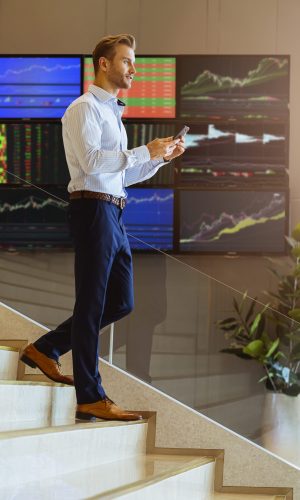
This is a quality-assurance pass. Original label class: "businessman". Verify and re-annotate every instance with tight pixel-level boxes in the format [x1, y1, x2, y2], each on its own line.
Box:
[21, 34, 185, 421]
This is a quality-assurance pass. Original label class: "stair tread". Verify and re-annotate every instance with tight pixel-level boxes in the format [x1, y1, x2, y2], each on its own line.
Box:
[0, 453, 214, 499]
[0, 419, 147, 439]
[213, 494, 285, 499]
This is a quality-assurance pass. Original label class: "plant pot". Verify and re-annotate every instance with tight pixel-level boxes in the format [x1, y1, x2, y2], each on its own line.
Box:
[261, 392, 300, 467]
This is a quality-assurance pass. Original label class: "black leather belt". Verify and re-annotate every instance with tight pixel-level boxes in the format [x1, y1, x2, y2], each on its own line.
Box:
[69, 191, 126, 209]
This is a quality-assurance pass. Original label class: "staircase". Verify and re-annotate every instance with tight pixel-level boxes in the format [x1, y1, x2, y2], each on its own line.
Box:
[0, 339, 293, 498]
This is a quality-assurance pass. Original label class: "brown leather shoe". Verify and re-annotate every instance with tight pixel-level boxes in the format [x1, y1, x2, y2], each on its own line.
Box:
[20, 343, 74, 386]
[76, 397, 143, 421]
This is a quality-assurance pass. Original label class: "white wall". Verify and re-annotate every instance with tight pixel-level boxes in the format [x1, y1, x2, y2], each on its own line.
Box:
[0, 0, 298, 285]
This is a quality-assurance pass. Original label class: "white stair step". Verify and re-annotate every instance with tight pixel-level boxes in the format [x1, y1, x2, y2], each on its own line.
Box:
[0, 346, 19, 380]
[0, 420, 147, 487]
[118, 457, 215, 499]
[0, 453, 214, 500]
[0, 381, 76, 431]
[213, 494, 286, 500]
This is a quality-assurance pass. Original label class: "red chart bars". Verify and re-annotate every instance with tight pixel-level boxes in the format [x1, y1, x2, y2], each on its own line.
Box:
[83, 57, 176, 118]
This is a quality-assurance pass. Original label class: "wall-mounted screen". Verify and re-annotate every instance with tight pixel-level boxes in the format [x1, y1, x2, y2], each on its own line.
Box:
[0, 123, 69, 184]
[179, 55, 290, 120]
[0, 186, 71, 247]
[123, 188, 174, 250]
[84, 56, 176, 118]
[183, 123, 287, 161]
[0, 56, 81, 119]
[179, 190, 287, 253]
[124, 122, 176, 185]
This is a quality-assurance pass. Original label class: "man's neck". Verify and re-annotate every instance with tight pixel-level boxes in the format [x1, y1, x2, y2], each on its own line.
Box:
[93, 78, 118, 97]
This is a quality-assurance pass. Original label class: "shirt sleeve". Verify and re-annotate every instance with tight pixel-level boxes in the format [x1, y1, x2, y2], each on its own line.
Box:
[63, 102, 151, 175]
[124, 158, 170, 187]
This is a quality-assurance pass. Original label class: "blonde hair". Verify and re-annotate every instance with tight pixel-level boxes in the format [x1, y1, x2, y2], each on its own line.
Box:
[92, 34, 136, 75]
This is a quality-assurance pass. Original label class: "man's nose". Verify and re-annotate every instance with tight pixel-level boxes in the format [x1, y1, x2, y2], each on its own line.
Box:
[130, 64, 136, 75]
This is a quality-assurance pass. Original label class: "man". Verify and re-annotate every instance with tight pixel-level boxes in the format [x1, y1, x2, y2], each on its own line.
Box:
[20, 34, 185, 421]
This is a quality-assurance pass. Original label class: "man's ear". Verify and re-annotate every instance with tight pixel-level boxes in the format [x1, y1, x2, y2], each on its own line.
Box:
[98, 56, 108, 72]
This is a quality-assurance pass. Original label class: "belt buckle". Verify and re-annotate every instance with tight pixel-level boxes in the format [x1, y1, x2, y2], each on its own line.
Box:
[120, 198, 126, 209]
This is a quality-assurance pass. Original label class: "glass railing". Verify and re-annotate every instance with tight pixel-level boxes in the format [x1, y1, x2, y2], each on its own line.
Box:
[0, 184, 299, 470]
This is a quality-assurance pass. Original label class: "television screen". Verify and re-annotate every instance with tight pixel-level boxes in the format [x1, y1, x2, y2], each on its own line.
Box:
[84, 56, 176, 118]
[0, 186, 71, 247]
[179, 190, 287, 253]
[0, 123, 69, 184]
[0, 56, 81, 119]
[178, 55, 290, 120]
[124, 122, 176, 185]
[183, 123, 287, 161]
[123, 188, 174, 250]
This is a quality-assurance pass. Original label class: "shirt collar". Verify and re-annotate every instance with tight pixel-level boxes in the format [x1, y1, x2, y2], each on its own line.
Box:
[88, 84, 126, 107]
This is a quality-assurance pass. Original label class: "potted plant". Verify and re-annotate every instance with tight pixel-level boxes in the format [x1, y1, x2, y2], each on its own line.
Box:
[217, 224, 300, 461]
[217, 224, 300, 396]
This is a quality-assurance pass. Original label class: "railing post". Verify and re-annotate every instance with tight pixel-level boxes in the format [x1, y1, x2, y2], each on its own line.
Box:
[108, 322, 114, 365]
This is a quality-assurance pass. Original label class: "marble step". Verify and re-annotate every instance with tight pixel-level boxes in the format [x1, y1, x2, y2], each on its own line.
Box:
[0, 420, 148, 488]
[0, 453, 215, 500]
[0, 345, 19, 380]
[152, 372, 256, 408]
[213, 494, 286, 500]
[0, 381, 76, 431]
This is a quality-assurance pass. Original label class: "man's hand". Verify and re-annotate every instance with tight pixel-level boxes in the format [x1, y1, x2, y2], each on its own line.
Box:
[146, 136, 180, 160]
[163, 135, 186, 162]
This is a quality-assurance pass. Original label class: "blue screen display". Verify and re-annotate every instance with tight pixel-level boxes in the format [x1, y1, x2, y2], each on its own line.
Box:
[123, 188, 174, 251]
[0, 57, 81, 118]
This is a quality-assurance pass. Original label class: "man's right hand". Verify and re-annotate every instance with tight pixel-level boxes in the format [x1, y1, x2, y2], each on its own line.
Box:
[146, 136, 179, 160]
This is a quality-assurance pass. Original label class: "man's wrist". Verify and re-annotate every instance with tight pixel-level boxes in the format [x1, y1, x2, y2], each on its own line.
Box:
[163, 156, 171, 162]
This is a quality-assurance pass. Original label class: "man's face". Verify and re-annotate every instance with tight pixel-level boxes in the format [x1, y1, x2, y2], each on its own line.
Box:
[105, 44, 136, 90]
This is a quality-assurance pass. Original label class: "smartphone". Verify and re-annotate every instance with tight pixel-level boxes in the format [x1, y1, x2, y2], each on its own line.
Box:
[174, 125, 190, 140]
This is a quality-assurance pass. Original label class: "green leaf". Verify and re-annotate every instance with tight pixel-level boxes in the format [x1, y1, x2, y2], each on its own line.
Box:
[292, 224, 300, 242]
[292, 247, 300, 258]
[265, 338, 280, 358]
[288, 308, 300, 322]
[245, 298, 256, 323]
[217, 317, 238, 327]
[243, 340, 265, 358]
[233, 297, 240, 314]
[250, 313, 261, 336]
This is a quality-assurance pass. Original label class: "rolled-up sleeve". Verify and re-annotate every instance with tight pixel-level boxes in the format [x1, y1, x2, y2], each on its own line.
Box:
[64, 102, 151, 175]
[124, 159, 169, 187]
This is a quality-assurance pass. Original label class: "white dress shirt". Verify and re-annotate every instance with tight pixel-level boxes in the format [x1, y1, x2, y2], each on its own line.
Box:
[62, 84, 167, 197]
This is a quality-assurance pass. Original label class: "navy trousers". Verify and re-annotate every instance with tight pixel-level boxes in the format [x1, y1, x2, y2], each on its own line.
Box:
[34, 198, 134, 404]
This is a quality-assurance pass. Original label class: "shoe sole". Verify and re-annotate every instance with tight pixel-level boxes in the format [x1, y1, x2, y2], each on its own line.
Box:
[20, 354, 74, 386]
[75, 411, 143, 422]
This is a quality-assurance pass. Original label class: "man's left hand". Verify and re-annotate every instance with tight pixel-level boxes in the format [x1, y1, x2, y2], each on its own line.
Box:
[163, 136, 186, 162]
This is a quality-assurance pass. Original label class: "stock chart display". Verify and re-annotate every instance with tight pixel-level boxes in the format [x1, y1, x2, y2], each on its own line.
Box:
[0, 123, 69, 184]
[179, 190, 286, 253]
[124, 122, 176, 185]
[179, 56, 290, 120]
[84, 56, 176, 118]
[183, 122, 287, 160]
[0, 57, 81, 119]
[123, 188, 174, 250]
[0, 186, 71, 247]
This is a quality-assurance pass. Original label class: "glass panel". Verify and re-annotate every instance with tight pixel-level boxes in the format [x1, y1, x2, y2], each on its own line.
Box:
[114, 233, 300, 468]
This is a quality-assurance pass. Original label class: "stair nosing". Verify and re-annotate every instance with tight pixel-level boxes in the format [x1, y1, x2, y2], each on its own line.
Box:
[0, 419, 147, 441]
